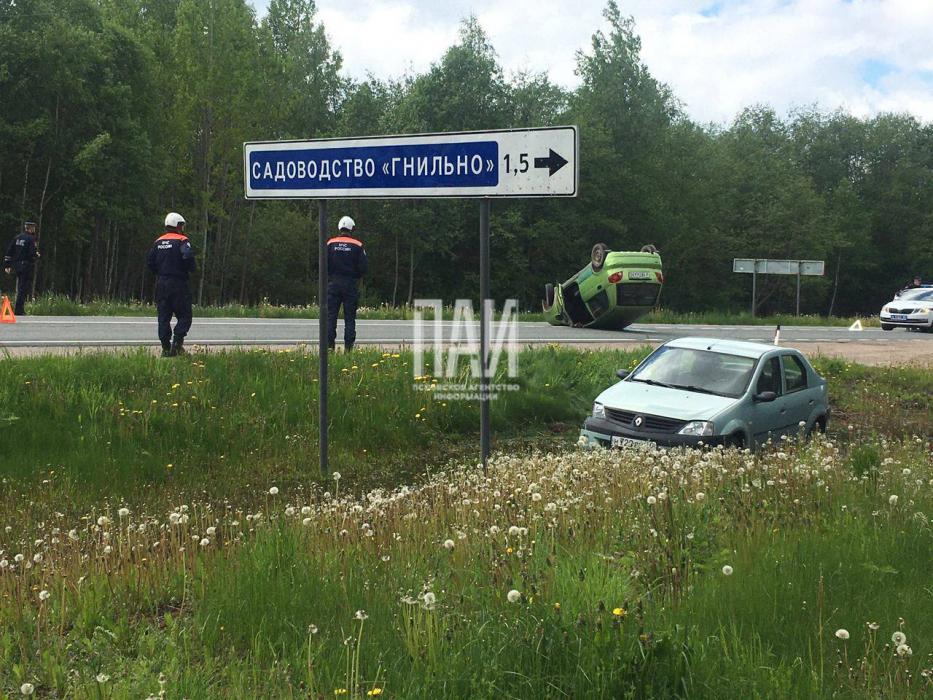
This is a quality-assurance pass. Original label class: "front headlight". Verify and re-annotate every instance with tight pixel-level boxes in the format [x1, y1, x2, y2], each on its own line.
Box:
[881, 306, 890, 314]
[678, 421, 714, 436]
[592, 402, 605, 418]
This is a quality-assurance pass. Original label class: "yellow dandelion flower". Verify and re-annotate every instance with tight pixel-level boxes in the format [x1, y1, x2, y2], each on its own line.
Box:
[612, 607, 626, 618]
[506, 547, 513, 554]
[334, 690, 348, 696]
[554, 602, 561, 610]
[367, 689, 383, 697]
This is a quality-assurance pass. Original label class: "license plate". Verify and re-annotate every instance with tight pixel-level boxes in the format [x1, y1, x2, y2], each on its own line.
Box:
[611, 436, 655, 450]
[891, 314, 908, 320]
[628, 271, 651, 280]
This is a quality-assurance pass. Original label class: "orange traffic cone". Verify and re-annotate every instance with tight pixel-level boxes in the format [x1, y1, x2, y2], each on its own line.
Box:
[0, 295, 16, 323]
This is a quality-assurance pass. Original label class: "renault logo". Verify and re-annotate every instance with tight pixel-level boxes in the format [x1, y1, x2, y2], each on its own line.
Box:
[633, 416, 644, 428]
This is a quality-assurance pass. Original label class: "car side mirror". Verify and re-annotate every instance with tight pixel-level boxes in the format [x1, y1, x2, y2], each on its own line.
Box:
[616, 369, 630, 379]
[753, 391, 777, 403]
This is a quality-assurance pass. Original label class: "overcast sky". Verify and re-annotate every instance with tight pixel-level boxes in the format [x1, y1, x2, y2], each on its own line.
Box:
[252, 0, 933, 125]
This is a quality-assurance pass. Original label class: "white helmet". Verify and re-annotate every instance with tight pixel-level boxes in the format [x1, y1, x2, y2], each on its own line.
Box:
[338, 215, 355, 232]
[165, 212, 186, 228]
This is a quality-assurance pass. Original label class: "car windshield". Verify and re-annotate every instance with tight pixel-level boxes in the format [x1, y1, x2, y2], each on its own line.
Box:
[629, 346, 757, 398]
[896, 289, 933, 302]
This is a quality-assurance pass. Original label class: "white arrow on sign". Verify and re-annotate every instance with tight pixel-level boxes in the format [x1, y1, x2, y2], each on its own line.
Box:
[243, 126, 579, 200]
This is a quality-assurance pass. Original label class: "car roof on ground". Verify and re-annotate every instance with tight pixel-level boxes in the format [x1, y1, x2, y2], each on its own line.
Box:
[664, 336, 785, 359]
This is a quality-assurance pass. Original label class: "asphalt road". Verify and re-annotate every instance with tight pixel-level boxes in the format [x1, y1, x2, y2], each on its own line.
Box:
[1, 316, 928, 348]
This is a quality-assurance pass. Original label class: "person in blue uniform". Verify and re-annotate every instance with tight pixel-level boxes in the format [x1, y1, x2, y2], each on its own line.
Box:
[327, 216, 368, 351]
[147, 212, 196, 356]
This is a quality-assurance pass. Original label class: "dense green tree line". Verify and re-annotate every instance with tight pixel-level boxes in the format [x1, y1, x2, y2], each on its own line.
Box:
[2, 0, 931, 314]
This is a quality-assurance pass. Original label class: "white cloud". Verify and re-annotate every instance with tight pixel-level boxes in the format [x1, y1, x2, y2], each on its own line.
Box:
[253, 0, 933, 125]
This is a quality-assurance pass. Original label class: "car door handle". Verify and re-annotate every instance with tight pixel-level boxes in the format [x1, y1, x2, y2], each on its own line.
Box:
[780, 408, 787, 414]
[808, 400, 814, 405]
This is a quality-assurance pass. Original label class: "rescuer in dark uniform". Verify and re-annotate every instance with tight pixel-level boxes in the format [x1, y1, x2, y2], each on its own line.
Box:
[147, 212, 196, 357]
[327, 216, 368, 351]
[4, 221, 40, 315]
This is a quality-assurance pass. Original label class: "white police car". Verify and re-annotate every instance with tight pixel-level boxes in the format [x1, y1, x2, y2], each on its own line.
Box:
[880, 287, 933, 332]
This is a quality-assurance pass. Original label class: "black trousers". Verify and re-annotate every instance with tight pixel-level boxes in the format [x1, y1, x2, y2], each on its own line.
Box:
[155, 277, 192, 347]
[14, 266, 33, 315]
[327, 276, 359, 349]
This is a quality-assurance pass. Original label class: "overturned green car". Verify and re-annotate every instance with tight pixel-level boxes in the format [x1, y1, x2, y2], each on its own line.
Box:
[543, 244, 663, 330]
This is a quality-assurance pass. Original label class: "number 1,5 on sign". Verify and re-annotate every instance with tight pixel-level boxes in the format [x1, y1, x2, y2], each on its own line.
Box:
[503, 153, 529, 175]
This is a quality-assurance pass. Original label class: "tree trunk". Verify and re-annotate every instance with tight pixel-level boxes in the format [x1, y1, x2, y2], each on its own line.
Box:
[20, 144, 33, 223]
[32, 155, 53, 298]
[406, 240, 416, 306]
[239, 202, 256, 304]
[827, 252, 841, 317]
[392, 230, 399, 306]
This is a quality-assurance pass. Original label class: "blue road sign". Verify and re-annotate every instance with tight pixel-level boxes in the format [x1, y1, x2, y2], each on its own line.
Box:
[244, 127, 578, 199]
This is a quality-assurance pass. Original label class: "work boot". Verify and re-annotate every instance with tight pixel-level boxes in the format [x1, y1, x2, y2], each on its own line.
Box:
[161, 343, 174, 358]
[345, 344, 354, 352]
[171, 338, 186, 356]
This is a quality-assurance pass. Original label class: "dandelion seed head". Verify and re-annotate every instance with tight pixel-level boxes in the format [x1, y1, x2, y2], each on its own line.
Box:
[443, 539, 455, 550]
[39, 589, 50, 601]
[835, 628, 849, 640]
[722, 565, 734, 576]
[507, 589, 521, 603]
[268, 486, 279, 496]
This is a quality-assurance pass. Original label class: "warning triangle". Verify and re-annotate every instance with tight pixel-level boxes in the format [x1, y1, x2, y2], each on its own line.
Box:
[0, 296, 15, 323]
[848, 319, 862, 331]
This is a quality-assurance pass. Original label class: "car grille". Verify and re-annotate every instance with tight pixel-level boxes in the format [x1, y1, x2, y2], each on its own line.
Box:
[889, 308, 916, 314]
[604, 407, 687, 433]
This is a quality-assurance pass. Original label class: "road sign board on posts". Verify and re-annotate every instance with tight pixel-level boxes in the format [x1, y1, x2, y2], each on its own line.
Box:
[243, 126, 579, 199]
[733, 259, 825, 276]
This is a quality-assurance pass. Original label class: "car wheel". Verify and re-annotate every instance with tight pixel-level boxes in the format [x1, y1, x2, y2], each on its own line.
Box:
[805, 416, 827, 439]
[591, 243, 610, 272]
[726, 432, 745, 450]
[544, 283, 555, 308]
[881, 323, 894, 331]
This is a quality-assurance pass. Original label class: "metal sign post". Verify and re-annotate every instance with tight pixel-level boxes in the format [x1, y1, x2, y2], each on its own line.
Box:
[479, 199, 491, 471]
[318, 200, 328, 477]
[245, 126, 579, 475]
[733, 259, 825, 318]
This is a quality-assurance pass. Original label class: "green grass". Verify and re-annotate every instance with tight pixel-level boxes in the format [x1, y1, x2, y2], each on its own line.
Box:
[0, 347, 642, 504]
[25, 292, 879, 326]
[0, 349, 930, 698]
